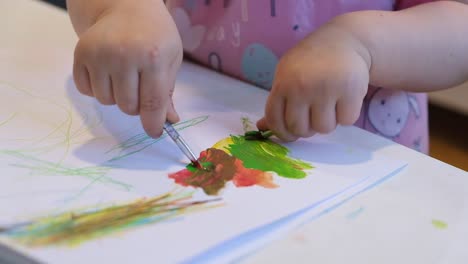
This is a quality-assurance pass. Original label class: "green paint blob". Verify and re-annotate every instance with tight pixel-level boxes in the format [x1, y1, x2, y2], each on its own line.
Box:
[226, 135, 312, 179]
[432, 219, 448, 230]
[186, 161, 213, 173]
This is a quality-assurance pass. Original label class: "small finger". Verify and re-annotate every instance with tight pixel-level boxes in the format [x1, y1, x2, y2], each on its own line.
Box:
[166, 79, 180, 124]
[112, 69, 139, 115]
[73, 63, 93, 97]
[256, 117, 269, 131]
[310, 101, 337, 134]
[139, 70, 170, 138]
[89, 67, 115, 105]
[336, 97, 363, 126]
[166, 98, 180, 124]
[265, 95, 297, 142]
[73, 42, 94, 97]
[285, 100, 310, 138]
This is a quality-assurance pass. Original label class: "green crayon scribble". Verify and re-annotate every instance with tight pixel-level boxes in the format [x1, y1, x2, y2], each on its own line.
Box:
[432, 219, 448, 230]
[241, 116, 255, 132]
[0, 112, 16, 127]
[107, 116, 209, 162]
[0, 150, 129, 190]
[225, 135, 312, 179]
[0, 81, 211, 196]
[0, 82, 97, 160]
[3, 190, 221, 246]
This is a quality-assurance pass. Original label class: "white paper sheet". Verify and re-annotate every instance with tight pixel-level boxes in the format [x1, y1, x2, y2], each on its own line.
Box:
[0, 74, 406, 263]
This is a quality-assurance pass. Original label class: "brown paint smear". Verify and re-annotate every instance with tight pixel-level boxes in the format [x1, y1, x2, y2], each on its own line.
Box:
[169, 148, 277, 195]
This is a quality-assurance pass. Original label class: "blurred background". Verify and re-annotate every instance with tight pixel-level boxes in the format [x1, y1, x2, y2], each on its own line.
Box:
[43, 0, 65, 9]
[41, 0, 467, 170]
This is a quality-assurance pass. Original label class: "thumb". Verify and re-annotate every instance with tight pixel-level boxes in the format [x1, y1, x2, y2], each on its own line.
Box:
[166, 74, 180, 124]
[256, 117, 270, 131]
[166, 97, 180, 124]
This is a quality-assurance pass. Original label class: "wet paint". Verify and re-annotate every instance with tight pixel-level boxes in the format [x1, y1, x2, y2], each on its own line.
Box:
[169, 133, 312, 195]
[169, 148, 277, 195]
[225, 135, 312, 179]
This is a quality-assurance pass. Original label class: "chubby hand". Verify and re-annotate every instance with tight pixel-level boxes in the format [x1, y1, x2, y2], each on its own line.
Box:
[257, 27, 371, 141]
[72, 0, 183, 138]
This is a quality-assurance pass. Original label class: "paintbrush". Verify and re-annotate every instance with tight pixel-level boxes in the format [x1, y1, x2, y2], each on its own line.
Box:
[163, 121, 200, 168]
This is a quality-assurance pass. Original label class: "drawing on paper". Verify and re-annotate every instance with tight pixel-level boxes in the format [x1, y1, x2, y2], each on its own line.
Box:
[169, 148, 278, 195]
[169, 118, 313, 195]
[2, 190, 221, 247]
[0, 82, 125, 191]
[107, 116, 208, 162]
[0, 82, 212, 195]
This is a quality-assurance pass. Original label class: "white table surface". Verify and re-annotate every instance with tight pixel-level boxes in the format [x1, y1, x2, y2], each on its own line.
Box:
[0, 0, 466, 263]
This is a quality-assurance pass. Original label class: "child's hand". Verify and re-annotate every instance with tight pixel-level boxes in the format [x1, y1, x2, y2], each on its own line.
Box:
[257, 26, 371, 141]
[72, 1, 183, 138]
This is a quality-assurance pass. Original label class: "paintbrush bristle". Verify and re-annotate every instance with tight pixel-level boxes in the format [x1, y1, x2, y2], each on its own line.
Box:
[192, 160, 202, 169]
[244, 130, 273, 141]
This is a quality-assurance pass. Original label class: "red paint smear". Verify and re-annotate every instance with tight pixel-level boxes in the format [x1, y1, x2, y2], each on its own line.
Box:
[169, 148, 277, 195]
[168, 169, 192, 187]
[232, 159, 277, 189]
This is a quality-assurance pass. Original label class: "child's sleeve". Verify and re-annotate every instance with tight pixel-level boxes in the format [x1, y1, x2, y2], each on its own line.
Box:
[395, 0, 438, 9]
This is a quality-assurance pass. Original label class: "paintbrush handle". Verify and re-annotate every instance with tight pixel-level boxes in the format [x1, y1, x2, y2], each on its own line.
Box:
[163, 122, 198, 164]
